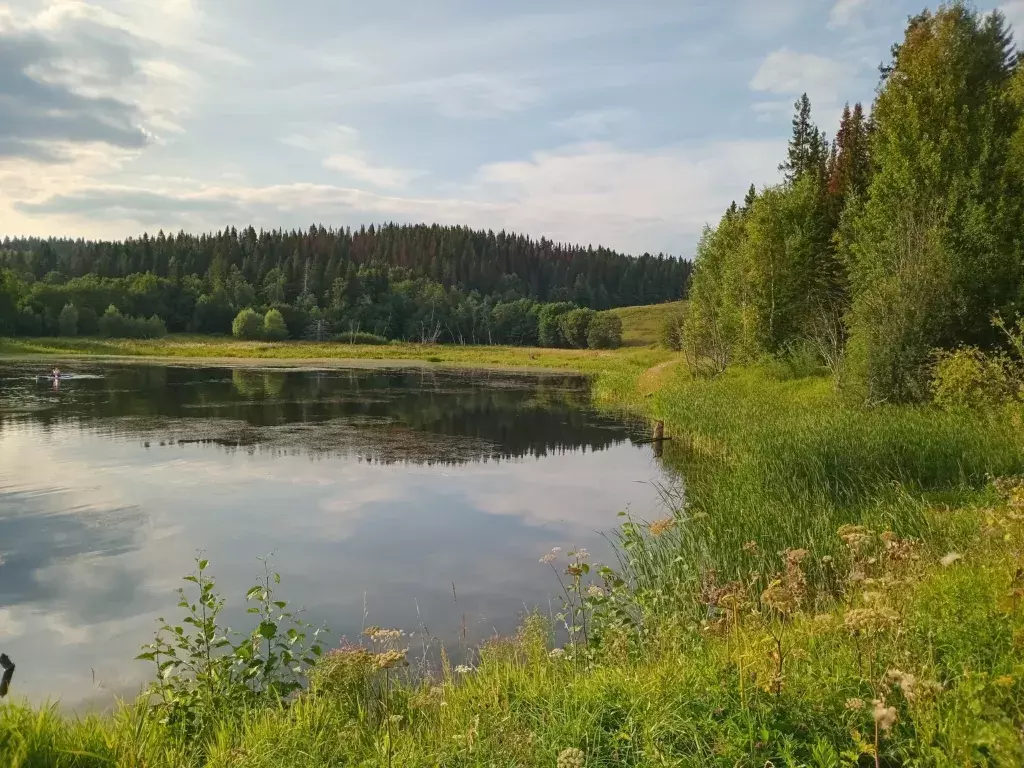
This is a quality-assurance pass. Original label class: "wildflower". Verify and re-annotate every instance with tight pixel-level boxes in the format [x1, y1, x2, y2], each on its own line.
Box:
[363, 626, 404, 641]
[540, 547, 562, 564]
[557, 747, 586, 768]
[872, 699, 897, 732]
[548, 648, 565, 660]
[994, 675, 1015, 688]
[940, 552, 962, 567]
[374, 649, 408, 670]
[648, 518, 675, 537]
[862, 591, 884, 605]
[885, 669, 918, 701]
[785, 548, 809, 566]
[567, 563, 584, 578]
[574, 548, 590, 560]
[454, 664, 474, 674]
[844, 606, 899, 634]
[844, 697, 865, 711]
[586, 584, 604, 598]
[820, 555, 833, 565]
[742, 540, 759, 555]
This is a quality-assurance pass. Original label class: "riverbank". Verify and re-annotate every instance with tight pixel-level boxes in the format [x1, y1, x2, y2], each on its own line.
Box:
[2, 351, 1023, 765]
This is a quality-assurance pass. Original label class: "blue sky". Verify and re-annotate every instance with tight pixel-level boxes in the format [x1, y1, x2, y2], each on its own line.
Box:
[1, 0, 1020, 256]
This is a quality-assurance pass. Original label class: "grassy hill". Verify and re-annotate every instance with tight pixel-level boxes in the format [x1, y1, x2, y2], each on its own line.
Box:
[609, 300, 685, 346]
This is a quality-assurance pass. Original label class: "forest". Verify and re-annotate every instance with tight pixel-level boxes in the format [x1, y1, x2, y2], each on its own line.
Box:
[684, 5, 1024, 403]
[0, 224, 690, 348]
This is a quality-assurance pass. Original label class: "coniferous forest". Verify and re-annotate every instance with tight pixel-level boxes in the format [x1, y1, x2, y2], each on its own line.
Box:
[0, 224, 690, 347]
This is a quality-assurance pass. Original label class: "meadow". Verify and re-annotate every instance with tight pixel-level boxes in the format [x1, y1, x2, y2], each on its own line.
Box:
[2, 307, 1024, 766]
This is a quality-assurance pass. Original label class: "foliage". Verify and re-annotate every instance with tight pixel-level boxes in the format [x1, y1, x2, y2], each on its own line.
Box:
[537, 302, 576, 347]
[660, 311, 684, 351]
[97, 305, 166, 339]
[135, 556, 326, 738]
[232, 309, 263, 340]
[262, 308, 289, 341]
[558, 308, 596, 349]
[931, 346, 1016, 409]
[57, 303, 78, 337]
[585, 311, 622, 349]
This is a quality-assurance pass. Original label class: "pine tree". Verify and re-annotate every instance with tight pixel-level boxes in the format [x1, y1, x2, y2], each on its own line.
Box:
[780, 94, 818, 183]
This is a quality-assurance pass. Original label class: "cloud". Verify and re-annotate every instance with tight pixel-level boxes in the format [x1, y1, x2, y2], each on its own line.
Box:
[283, 124, 423, 189]
[554, 108, 633, 139]
[828, 0, 871, 29]
[14, 138, 783, 254]
[322, 154, 424, 190]
[750, 48, 845, 110]
[0, 15, 150, 159]
[1002, 1, 1024, 32]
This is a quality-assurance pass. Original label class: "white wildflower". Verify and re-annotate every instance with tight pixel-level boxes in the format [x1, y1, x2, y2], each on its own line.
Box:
[454, 664, 474, 674]
[548, 647, 565, 659]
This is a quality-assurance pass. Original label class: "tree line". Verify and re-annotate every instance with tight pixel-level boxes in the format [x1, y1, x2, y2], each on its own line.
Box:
[684, 3, 1024, 402]
[0, 224, 688, 347]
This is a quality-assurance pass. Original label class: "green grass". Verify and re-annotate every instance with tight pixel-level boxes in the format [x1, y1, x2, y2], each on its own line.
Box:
[609, 301, 685, 347]
[4, 334, 1024, 766]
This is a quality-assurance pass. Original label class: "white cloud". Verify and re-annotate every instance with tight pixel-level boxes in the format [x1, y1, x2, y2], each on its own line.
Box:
[750, 48, 845, 110]
[554, 108, 633, 139]
[11, 138, 783, 254]
[1002, 1, 1024, 32]
[828, 0, 871, 29]
[322, 154, 424, 190]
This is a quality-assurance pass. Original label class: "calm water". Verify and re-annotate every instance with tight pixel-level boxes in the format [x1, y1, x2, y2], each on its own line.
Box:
[0, 362, 669, 710]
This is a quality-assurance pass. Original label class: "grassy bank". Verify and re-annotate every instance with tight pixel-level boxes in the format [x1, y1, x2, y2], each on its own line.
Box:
[2, 332, 1024, 765]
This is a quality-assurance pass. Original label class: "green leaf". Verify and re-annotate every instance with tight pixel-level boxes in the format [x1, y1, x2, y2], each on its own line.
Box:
[135, 652, 157, 661]
[257, 621, 278, 640]
[198, 559, 209, 571]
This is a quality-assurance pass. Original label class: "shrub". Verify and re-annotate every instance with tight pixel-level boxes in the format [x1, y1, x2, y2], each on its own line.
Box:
[15, 307, 42, 336]
[538, 302, 576, 347]
[263, 308, 289, 341]
[232, 308, 264, 340]
[98, 305, 127, 338]
[77, 306, 98, 336]
[142, 314, 168, 338]
[930, 347, 1015, 410]
[586, 312, 623, 349]
[331, 331, 388, 345]
[58, 303, 78, 337]
[661, 312, 685, 351]
[559, 308, 596, 349]
[97, 305, 166, 338]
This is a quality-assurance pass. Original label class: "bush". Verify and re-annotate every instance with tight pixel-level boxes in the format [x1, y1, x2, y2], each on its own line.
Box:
[661, 313, 685, 351]
[331, 331, 388, 345]
[58, 303, 78, 337]
[538, 302, 576, 347]
[77, 306, 98, 336]
[262, 308, 289, 341]
[98, 305, 167, 339]
[15, 307, 42, 336]
[142, 314, 168, 338]
[586, 312, 623, 349]
[98, 305, 127, 338]
[930, 347, 1016, 410]
[558, 308, 596, 349]
[232, 308, 264, 340]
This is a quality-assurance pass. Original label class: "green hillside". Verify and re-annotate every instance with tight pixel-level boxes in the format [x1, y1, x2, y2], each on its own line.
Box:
[609, 300, 686, 346]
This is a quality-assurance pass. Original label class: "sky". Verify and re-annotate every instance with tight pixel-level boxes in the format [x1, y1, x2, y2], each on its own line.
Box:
[1, 0, 1021, 257]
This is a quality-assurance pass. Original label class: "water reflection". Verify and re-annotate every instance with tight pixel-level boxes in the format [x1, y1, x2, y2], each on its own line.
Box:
[0, 362, 668, 710]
